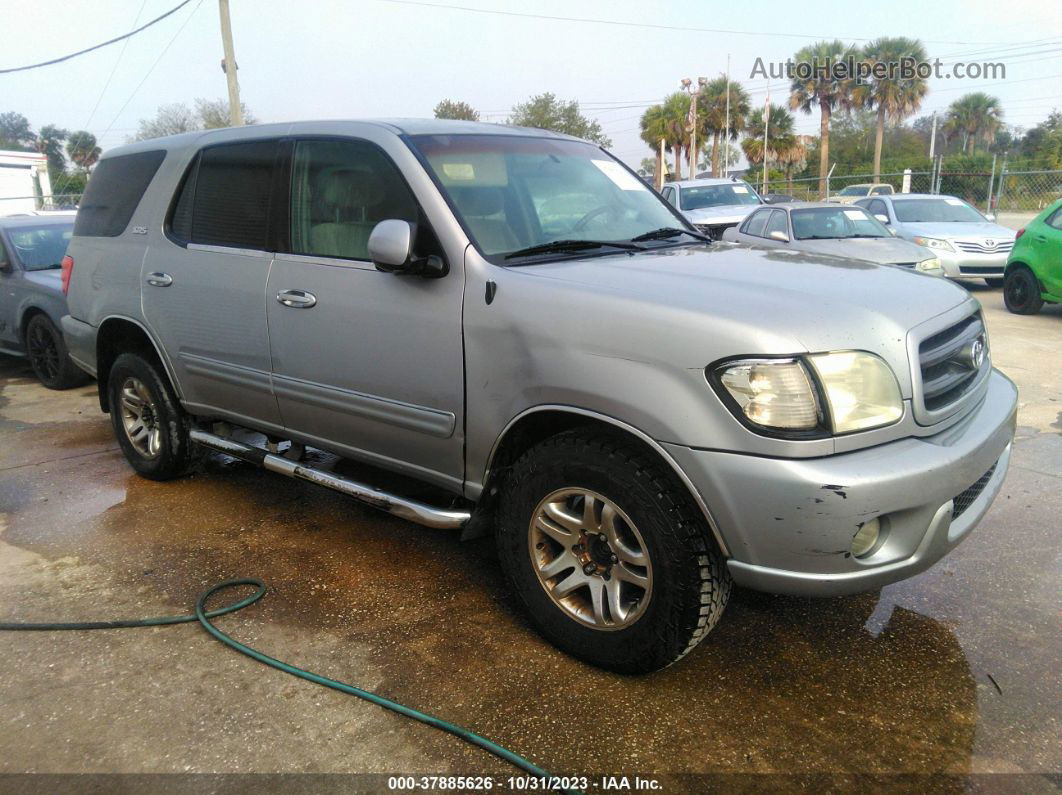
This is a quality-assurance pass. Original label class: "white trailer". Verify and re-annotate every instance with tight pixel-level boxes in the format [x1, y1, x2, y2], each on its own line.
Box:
[0, 150, 53, 216]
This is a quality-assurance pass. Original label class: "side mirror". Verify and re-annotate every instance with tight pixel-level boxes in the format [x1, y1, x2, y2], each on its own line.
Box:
[768, 230, 789, 243]
[985, 212, 996, 222]
[368, 219, 446, 277]
[874, 214, 890, 224]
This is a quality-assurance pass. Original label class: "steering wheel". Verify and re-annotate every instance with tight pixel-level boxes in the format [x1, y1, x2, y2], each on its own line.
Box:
[572, 204, 616, 232]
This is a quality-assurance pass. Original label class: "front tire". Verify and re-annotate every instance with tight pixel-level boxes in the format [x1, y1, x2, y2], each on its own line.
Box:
[1003, 267, 1044, 315]
[496, 428, 730, 673]
[107, 352, 194, 480]
[25, 314, 86, 389]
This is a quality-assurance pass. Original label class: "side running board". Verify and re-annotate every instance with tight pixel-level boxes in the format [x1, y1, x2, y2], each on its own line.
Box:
[189, 429, 471, 530]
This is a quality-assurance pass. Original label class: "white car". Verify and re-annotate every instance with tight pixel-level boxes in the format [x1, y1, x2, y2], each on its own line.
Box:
[660, 177, 764, 240]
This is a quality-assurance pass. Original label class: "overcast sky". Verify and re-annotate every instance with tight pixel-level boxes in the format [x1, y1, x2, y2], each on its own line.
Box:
[3, 0, 1060, 169]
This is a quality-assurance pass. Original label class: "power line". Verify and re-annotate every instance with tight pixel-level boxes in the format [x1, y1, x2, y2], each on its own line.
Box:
[100, 0, 205, 142]
[369, 0, 1029, 45]
[84, 0, 149, 130]
[0, 0, 194, 75]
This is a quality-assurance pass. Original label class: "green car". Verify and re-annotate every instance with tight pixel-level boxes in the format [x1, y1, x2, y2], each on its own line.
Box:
[1004, 197, 1062, 314]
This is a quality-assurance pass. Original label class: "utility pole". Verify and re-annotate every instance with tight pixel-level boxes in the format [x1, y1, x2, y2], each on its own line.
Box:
[928, 111, 937, 159]
[722, 55, 730, 178]
[657, 138, 665, 191]
[218, 0, 243, 127]
[681, 77, 707, 179]
[762, 86, 770, 195]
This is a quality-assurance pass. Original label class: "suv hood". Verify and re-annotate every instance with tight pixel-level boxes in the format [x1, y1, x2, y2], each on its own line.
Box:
[682, 204, 760, 225]
[517, 244, 974, 396]
[896, 221, 1016, 241]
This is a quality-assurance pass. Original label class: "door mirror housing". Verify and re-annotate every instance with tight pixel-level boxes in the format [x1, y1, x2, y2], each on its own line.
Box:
[768, 230, 789, 243]
[368, 219, 446, 277]
[984, 212, 996, 222]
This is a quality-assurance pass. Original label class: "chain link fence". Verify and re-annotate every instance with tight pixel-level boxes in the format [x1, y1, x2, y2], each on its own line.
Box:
[761, 168, 1062, 223]
[0, 193, 82, 215]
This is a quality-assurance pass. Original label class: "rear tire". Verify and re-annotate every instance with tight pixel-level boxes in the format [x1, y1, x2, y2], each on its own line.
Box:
[1003, 267, 1044, 315]
[25, 314, 86, 390]
[495, 428, 730, 673]
[107, 352, 194, 480]
[984, 277, 1005, 288]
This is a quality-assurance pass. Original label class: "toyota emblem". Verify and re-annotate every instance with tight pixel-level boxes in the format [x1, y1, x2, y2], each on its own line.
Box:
[970, 337, 986, 369]
[984, 239, 996, 249]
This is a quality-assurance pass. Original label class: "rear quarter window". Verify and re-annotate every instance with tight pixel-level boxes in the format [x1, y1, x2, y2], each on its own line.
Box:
[73, 150, 166, 237]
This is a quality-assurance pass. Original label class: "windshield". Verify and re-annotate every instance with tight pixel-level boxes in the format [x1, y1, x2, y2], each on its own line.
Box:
[680, 182, 760, 210]
[791, 207, 891, 240]
[893, 198, 985, 223]
[837, 185, 870, 196]
[4, 223, 73, 271]
[408, 135, 684, 260]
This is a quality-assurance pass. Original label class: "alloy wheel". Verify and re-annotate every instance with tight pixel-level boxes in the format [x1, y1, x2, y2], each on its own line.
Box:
[119, 377, 163, 458]
[528, 488, 652, 630]
[26, 322, 61, 382]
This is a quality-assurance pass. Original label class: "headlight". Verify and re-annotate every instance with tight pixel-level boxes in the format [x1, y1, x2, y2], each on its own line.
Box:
[807, 351, 903, 433]
[713, 352, 902, 435]
[912, 236, 955, 252]
[717, 360, 820, 430]
[917, 257, 941, 271]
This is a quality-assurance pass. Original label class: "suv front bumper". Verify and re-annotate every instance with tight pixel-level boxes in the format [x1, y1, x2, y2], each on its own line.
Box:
[663, 369, 1017, 596]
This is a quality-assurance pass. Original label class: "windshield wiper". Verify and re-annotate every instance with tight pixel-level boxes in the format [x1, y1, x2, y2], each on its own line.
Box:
[630, 226, 710, 243]
[504, 239, 645, 260]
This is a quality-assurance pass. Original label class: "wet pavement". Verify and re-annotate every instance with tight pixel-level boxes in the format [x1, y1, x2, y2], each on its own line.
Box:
[0, 287, 1059, 791]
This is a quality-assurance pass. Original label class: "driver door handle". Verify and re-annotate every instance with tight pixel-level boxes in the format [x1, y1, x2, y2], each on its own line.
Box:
[276, 289, 317, 308]
[145, 272, 172, 287]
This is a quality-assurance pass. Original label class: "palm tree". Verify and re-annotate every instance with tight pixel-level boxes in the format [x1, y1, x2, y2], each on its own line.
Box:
[789, 39, 860, 196]
[742, 104, 797, 189]
[697, 76, 751, 176]
[943, 93, 1004, 154]
[34, 124, 69, 178]
[661, 92, 691, 181]
[639, 104, 671, 187]
[66, 131, 101, 174]
[854, 37, 928, 180]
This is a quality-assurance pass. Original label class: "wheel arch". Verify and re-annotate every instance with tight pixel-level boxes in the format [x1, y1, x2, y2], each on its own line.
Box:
[17, 304, 52, 345]
[95, 316, 181, 413]
[479, 405, 730, 556]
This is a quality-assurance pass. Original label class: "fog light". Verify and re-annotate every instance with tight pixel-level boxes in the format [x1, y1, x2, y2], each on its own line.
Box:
[851, 518, 881, 558]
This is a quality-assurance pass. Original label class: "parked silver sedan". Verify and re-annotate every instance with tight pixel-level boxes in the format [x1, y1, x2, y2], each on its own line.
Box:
[854, 193, 1015, 286]
[721, 203, 944, 276]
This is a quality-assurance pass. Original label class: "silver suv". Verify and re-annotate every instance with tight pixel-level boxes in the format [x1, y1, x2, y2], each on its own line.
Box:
[61, 120, 1017, 673]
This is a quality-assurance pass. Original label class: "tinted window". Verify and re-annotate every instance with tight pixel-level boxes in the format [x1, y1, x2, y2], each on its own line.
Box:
[290, 139, 417, 261]
[791, 207, 890, 240]
[765, 210, 788, 238]
[743, 209, 771, 237]
[662, 186, 675, 204]
[1046, 207, 1062, 230]
[870, 185, 892, 195]
[867, 199, 889, 218]
[73, 150, 165, 237]
[190, 140, 280, 249]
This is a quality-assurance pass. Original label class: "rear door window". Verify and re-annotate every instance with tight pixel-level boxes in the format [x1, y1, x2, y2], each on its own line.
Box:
[177, 140, 282, 250]
[73, 150, 165, 237]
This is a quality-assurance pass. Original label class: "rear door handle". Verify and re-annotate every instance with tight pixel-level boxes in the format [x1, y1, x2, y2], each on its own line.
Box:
[276, 289, 317, 308]
[145, 272, 173, 287]
[1035, 235, 1047, 242]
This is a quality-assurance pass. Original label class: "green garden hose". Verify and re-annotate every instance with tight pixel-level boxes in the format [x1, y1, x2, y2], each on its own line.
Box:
[0, 578, 580, 794]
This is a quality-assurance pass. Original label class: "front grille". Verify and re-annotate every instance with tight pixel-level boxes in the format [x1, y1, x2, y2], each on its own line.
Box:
[958, 265, 1005, 275]
[894, 262, 918, 269]
[918, 313, 987, 412]
[954, 239, 1013, 254]
[952, 463, 997, 519]
[695, 222, 738, 241]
